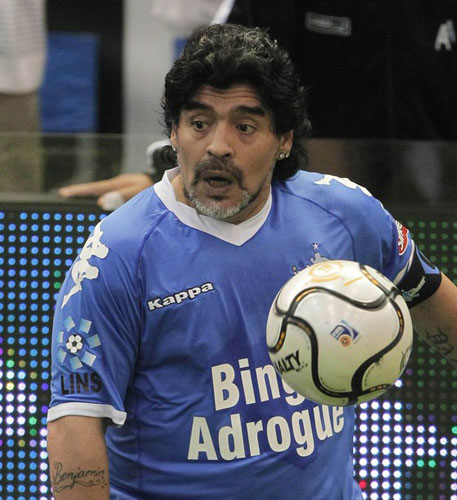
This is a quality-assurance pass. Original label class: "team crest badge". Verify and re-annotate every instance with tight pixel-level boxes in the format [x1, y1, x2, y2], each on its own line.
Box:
[56, 316, 102, 370]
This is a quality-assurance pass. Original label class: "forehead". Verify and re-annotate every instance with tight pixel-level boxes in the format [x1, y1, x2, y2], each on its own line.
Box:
[185, 84, 266, 113]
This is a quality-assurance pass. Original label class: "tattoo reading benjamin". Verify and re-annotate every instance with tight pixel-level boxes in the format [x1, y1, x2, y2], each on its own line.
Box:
[52, 462, 108, 493]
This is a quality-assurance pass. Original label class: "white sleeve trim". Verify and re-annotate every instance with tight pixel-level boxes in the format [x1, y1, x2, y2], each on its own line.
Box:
[393, 240, 416, 286]
[47, 402, 127, 427]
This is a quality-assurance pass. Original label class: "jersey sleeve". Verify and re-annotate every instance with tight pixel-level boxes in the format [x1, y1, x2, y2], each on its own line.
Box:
[312, 174, 442, 306]
[346, 185, 442, 307]
[48, 218, 142, 426]
[346, 190, 442, 307]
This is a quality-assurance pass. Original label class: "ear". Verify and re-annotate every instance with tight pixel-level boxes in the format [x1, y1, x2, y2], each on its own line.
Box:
[279, 130, 294, 152]
[170, 122, 178, 150]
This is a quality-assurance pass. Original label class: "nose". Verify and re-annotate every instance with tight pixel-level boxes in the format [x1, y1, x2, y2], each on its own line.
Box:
[206, 122, 233, 159]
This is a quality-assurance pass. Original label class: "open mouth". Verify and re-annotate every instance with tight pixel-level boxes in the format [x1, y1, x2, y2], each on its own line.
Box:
[205, 176, 233, 187]
[199, 169, 237, 188]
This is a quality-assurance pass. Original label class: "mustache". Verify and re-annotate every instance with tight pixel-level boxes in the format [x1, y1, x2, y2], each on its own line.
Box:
[192, 156, 244, 186]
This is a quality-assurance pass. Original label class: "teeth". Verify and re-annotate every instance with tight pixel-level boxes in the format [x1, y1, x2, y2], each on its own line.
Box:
[207, 177, 231, 186]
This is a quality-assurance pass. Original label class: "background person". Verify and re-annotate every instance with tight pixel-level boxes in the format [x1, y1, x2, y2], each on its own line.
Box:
[0, 0, 47, 193]
[0, 0, 46, 132]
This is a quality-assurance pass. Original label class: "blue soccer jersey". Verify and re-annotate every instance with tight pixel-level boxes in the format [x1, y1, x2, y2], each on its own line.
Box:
[49, 169, 438, 499]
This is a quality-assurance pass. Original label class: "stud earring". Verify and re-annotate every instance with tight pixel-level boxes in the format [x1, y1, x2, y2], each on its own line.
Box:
[278, 152, 286, 160]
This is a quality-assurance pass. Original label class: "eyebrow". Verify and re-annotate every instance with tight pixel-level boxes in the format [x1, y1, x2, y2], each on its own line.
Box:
[182, 100, 267, 117]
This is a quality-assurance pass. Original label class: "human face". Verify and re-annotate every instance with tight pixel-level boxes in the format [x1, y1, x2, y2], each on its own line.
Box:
[170, 84, 293, 224]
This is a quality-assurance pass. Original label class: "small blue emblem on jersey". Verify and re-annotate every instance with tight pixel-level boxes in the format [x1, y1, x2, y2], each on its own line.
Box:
[310, 242, 329, 265]
[57, 316, 102, 370]
[292, 242, 330, 274]
[330, 320, 360, 347]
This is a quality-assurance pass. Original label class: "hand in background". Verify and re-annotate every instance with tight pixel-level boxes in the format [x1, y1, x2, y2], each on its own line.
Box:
[58, 173, 153, 211]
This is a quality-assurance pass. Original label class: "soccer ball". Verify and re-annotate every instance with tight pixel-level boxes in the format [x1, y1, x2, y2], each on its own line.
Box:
[266, 260, 413, 406]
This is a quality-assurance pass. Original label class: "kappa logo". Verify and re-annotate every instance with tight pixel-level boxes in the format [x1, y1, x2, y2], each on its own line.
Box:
[314, 174, 373, 197]
[148, 282, 215, 311]
[435, 19, 456, 51]
[62, 222, 109, 308]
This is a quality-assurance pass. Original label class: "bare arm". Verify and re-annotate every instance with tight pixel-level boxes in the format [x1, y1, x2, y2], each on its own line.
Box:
[410, 273, 457, 368]
[59, 173, 153, 210]
[47, 416, 110, 499]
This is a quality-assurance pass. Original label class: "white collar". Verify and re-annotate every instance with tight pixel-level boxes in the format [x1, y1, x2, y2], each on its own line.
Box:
[153, 168, 272, 246]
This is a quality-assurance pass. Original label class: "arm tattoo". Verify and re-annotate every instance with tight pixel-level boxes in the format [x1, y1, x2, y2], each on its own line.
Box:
[424, 327, 457, 367]
[51, 462, 108, 493]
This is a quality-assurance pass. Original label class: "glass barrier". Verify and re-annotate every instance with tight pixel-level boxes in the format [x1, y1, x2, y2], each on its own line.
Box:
[1, 133, 457, 209]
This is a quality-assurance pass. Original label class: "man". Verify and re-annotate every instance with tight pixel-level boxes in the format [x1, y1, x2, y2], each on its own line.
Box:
[47, 24, 457, 499]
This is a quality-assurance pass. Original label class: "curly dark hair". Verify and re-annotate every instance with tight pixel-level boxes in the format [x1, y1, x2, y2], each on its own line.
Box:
[162, 23, 311, 180]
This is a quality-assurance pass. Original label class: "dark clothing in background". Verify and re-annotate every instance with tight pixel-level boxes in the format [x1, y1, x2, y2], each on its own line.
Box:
[228, 0, 457, 139]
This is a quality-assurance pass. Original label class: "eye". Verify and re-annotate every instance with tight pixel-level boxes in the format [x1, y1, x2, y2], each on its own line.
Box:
[237, 123, 256, 134]
[192, 120, 207, 131]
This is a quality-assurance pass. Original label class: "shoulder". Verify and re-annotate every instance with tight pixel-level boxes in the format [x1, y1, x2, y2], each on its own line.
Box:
[275, 171, 386, 223]
[274, 171, 399, 265]
[57, 187, 169, 310]
[94, 186, 168, 258]
[67, 187, 169, 290]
